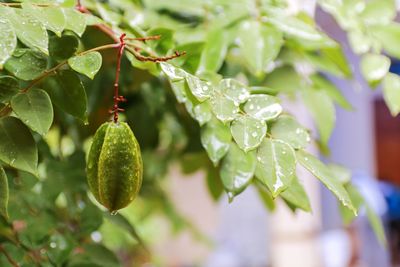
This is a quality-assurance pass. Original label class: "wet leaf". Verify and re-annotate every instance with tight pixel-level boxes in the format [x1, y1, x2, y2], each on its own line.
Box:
[297, 150, 356, 214]
[11, 89, 54, 135]
[201, 117, 231, 165]
[68, 52, 102, 79]
[230, 115, 266, 152]
[63, 8, 87, 36]
[210, 94, 239, 122]
[220, 143, 256, 196]
[46, 70, 88, 122]
[22, 3, 66, 36]
[218, 79, 250, 104]
[193, 101, 212, 126]
[243, 95, 282, 121]
[160, 62, 187, 82]
[280, 176, 311, 212]
[49, 34, 79, 62]
[186, 74, 213, 101]
[0, 18, 16, 68]
[271, 115, 310, 149]
[255, 139, 296, 197]
[4, 49, 47, 81]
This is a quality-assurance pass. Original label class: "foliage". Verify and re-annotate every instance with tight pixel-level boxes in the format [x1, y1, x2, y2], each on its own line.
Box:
[0, 0, 394, 265]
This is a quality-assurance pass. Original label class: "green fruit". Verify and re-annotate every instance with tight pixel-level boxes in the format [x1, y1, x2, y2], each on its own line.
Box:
[86, 121, 143, 212]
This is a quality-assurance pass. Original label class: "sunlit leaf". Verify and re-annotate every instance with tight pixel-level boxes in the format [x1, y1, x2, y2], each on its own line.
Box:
[230, 115, 266, 152]
[201, 117, 231, 165]
[297, 150, 356, 214]
[22, 3, 66, 36]
[186, 74, 213, 101]
[4, 49, 47, 81]
[271, 115, 310, 149]
[382, 73, 400, 116]
[218, 79, 250, 104]
[302, 88, 335, 145]
[220, 143, 256, 197]
[280, 176, 311, 212]
[243, 95, 282, 121]
[210, 94, 239, 122]
[198, 28, 229, 73]
[63, 8, 87, 37]
[193, 101, 212, 126]
[0, 18, 16, 69]
[360, 53, 390, 85]
[255, 139, 296, 197]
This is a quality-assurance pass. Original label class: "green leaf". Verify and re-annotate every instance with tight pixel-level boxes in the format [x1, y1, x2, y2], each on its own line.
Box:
[7, 8, 49, 54]
[0, 167, 9, 219]
[327, 164, 352, 184]
[365, 201, 387, 246]
[230, 115, 267, 152]
[255, 182, 276, 211]
[238, 21, 282, 73]
[280, 176, 311, 212]
[0, 76, 19, 102]
[268, 12, 334, 45]
[169, 79, 187, 103]
[371, 23, 400, 58]
[147, 27, 174, 55]
[0, 116, 38, 175]
[271, 115, 310, 149]
[255, 139, 296, 197]
[63, 8, 87, 37]
[320, 46, 352, 78]
[4, 49, 47, 81]
[311, 74, 352, 110]
[186, 74, 213, 101]
[360, 53, 390, 85]
[46, 70, 88, 121]
[200, 117, 231, 165]
[198, 28, 229, 73]
[0, 18, 16, 68]
[160, 62, 187, 82]
[218, 79, 250, 104]
[11, 89, 54, 136]
[49, 34, 79, 62]
[210, 94, 239, 122]
[302, 88, 335, 145]
[68, 52, 102, 79]
[347, 30, 371, 54]
[243, 95, 282, 121]
[193, 101, 212, 126]
[382, 73, 400, 116]
[220, 143, 256, 197]
[297, 150, 356, 214]
[22, 3, 66, 36]
[361, 0, 395, 26]
[264, 66, 304, 93]
[206, 165, 224, 201]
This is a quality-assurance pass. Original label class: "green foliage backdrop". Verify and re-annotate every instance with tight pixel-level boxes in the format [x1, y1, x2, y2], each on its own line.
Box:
[0, 0, 395, 265]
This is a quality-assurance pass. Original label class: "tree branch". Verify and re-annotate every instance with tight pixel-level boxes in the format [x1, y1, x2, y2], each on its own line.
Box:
[0, 245, 19, 267]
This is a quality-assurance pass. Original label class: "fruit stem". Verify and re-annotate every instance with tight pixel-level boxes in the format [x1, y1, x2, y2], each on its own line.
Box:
[110, 34, 127, 123]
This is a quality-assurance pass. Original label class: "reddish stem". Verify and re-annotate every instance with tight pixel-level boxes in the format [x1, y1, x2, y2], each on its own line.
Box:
[111, 34, 127, 123]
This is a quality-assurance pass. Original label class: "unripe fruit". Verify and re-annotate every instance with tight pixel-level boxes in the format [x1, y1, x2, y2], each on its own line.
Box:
[86, 121, 143, 212]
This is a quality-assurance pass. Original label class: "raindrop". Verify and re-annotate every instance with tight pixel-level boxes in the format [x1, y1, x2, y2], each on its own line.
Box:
[50, 242, 57, 249]
[252, 132, 258, 137]
[110, 210, 118, 216]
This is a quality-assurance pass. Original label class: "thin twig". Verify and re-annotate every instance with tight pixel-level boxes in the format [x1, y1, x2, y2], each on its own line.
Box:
[125, 46, 186, 62]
